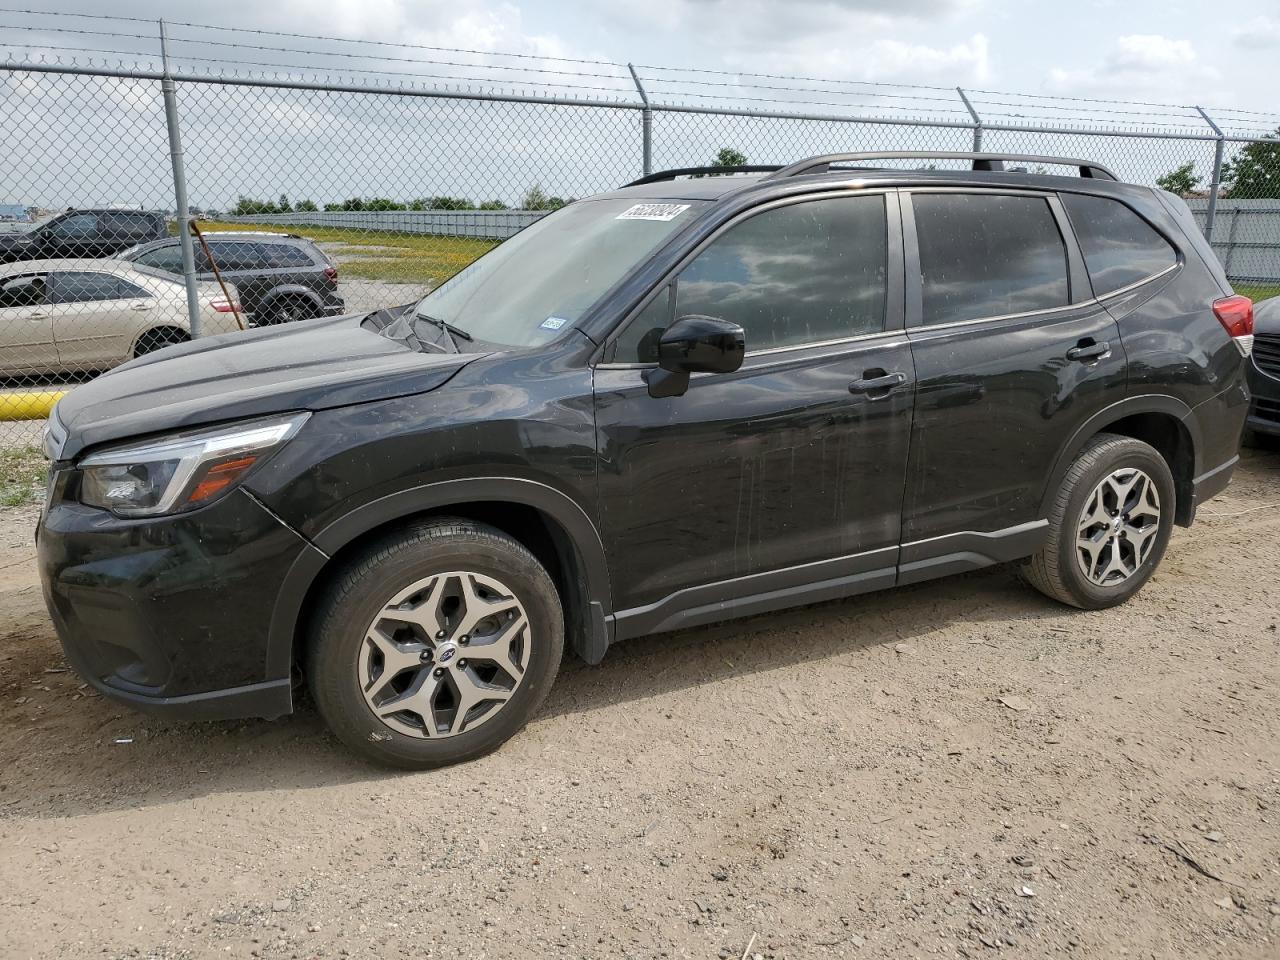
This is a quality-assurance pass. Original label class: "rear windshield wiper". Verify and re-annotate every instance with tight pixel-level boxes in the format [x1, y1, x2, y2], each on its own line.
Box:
[414, 314, 473, 353]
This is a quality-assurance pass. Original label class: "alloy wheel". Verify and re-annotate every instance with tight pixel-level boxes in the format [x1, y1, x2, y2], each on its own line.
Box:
[1075, 467, 1161, 586]
[358, 571, 530, 738]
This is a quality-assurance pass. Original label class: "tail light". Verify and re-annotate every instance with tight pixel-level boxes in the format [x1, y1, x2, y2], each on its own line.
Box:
[323, 265, 338, 285]
[1212, 295, 1254, 357]
[211, 299, 240, 313]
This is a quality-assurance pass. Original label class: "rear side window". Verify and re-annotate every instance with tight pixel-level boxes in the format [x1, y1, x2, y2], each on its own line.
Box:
[1061, 193, 1177, 295]
[260, 243, 316, 268]
[207, 241, 265, 271]
[913, 193, 1069, 326]
[49, 271, 128, 303]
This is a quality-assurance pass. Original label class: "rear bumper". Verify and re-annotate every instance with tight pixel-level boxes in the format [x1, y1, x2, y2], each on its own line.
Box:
[37, 487, 321, 721]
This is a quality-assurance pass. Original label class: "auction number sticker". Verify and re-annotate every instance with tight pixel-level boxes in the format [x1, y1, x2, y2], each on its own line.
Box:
[616, 203, 691, 222]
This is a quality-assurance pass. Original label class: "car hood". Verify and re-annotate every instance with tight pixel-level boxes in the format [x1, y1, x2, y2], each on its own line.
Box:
[1254, 297, 1280, 336]
[52, 313, 484, 460]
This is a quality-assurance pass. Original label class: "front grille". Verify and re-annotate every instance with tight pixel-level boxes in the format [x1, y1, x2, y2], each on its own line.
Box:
[1253, 396, 1280, 424]
[1255, 334, 1280, 377]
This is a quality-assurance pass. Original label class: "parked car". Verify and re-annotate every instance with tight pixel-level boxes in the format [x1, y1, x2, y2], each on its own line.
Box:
[1246, 297, 1280, 444]
[38, 152, 1252, 769]
[0, 259, 241, 376]
[117, 232, 343, 325]
[0, 209, 167, 264]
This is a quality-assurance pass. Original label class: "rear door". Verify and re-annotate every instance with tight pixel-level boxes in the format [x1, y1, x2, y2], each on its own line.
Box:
[594, 191, 914, 635]
[49, 270, 153, 370]
[898, 189, 1125, 578]
[0, 272, 55, 374]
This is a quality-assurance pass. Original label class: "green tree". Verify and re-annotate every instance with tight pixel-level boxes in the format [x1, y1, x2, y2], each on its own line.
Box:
[713, 147, 748, 168]
[420, 196, 476, 210]
[1156, 162, 1201, 196]
[277, 194, 293, 214]
[1222, 131, 1280, 199]
[231, 196, 278, 216]
[478, 199, 509, 210]
[295, 199, 318, 212]
[522, 185, 551, 210]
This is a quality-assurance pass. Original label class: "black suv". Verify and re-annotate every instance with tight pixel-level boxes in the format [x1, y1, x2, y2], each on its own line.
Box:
[118, 232, 344, 325]
[37, 152, 1252, 769]
[1247, 297, 1280, 441]
[0, 208, 167, 263]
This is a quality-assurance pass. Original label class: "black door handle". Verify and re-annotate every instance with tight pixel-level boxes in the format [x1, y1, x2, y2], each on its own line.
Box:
[1066, 340, 1111, 363]
[848, 370, 906, 397]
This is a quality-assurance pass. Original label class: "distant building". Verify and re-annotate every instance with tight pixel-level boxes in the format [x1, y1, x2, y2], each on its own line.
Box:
[0, 203, 31, 223]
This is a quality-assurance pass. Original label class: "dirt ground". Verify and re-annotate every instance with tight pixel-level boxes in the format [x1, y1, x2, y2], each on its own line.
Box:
[1, 451, 1278, 960]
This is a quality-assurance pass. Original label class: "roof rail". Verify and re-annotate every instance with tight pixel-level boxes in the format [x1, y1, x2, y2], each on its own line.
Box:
[764, 152, 1119, 182]
[624, 165, 783, 187]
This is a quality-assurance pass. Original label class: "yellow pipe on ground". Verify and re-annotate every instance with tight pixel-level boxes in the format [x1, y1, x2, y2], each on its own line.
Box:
[0, 390, 65, 422]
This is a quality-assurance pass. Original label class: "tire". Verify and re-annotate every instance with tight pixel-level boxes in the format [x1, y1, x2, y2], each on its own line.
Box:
[307, 518, 564, 769]
[1022, 433, 1176, 610]
[262, 295, 319, 325]
[133, 327, 189, 357]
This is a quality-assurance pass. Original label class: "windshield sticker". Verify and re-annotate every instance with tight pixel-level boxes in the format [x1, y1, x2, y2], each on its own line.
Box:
[616, 203, 691, 222]
[540, 316, 568, 330]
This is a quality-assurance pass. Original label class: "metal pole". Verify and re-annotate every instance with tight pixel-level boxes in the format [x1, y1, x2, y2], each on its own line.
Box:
[1196, 106, 1225, 246]
[159, 19, 202, 338]
[957, 87, 982, 152]
[628, 63, 652, 176]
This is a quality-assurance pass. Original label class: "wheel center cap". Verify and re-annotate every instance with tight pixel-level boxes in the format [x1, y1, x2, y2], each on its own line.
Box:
[435, 642, 459, 665]
[1112, 515, 1125, 533]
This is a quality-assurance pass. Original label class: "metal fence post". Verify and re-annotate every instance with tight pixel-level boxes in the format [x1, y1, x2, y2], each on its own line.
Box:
[957, 87, 982, 152]
[1195, 106, 1225, 246]
[159, 19, 202, 337]
[628, 63, 652, 176]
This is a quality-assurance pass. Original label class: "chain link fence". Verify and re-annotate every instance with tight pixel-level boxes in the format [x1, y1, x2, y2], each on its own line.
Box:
[1, 18, 1279, 466]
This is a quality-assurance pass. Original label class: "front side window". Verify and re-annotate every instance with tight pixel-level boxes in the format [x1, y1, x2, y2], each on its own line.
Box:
[0, 274, 48, 309]
[49, 272, 126, 304]
[913, 193, 1069, 326]
[47, 213, 97, 240]
[1061, 193, 1177, 295]
[412, 198, 706, 348]
[134, 244, 185, 274]
[614, 195, 888, 362]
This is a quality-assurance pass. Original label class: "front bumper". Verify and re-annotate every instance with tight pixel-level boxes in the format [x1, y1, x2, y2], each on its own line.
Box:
[37, 486, 323, 721]
[1247, 361, 1280, 436]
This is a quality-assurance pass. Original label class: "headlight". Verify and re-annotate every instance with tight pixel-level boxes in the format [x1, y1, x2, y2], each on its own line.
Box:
[78, 413, 308, 517]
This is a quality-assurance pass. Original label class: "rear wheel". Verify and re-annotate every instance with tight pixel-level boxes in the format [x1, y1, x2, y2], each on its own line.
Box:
[133, 326, 189, 357]
[307, 519, 564, 769]
[261, 295, 319, 325]
[1022, 434, 1175, 609]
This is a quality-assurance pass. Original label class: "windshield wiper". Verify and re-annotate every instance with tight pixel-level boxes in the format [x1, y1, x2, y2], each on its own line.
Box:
[414, 314, 473, 353]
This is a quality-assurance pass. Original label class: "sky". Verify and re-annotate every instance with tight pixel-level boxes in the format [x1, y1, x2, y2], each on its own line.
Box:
[26, 0, 1279, 120]
[3, 0, 1278, 209]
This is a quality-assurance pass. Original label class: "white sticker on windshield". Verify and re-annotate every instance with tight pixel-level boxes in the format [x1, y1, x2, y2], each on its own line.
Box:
[540, 316, 568, 330]
[616, 203, 691, 222]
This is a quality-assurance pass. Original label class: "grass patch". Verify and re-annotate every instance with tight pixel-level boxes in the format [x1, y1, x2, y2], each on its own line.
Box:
[200, 221, 496, 286]
[0, 446, 46, 508]
[1234, 282, 1280, 303]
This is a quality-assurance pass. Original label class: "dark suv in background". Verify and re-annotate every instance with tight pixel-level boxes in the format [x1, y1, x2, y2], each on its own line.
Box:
[1247, 297, 1280, 442]
[0, 208, 167, 263]
[37, 152, 1252, 769]
[119, 232, 344, 325]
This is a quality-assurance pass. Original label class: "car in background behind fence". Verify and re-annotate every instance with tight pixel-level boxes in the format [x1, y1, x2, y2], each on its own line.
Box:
[0, 259, 242, 377]
[0, 209, 167, 264]
[118, 232, 344, 326]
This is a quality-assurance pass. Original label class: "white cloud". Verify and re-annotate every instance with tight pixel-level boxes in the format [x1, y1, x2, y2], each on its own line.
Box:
[1232, 15, 1280, 49]
[1046, 33, 1217, 99]
[1107, 34, 1196, 72]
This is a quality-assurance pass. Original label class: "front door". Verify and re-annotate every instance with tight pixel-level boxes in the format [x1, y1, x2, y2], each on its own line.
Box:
[898, 189, 1126, 575]
[594, 191, 915, 638]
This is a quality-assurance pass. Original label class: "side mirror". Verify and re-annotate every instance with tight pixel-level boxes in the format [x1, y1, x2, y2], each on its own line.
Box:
[643, 315, 745, 398]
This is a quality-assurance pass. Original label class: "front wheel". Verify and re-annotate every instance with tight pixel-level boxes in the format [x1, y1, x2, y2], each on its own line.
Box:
[1022, 434, 1176, 610]
[307, 519, 564, 769]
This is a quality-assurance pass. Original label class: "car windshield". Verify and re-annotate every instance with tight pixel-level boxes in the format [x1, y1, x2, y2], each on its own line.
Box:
[411, 197, 706, 348]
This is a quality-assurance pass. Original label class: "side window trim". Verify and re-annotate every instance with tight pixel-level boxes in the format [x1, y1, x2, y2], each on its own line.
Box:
[902, 187, 1078, 330]
[599, 188, 904, 367]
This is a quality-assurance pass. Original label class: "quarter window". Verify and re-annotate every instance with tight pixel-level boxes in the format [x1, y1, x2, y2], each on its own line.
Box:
[1061, 193, 1177, 295]
[913, 193, 1069, 326]
[615, 195, 888, 361]
[134, 244, 185, 274]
